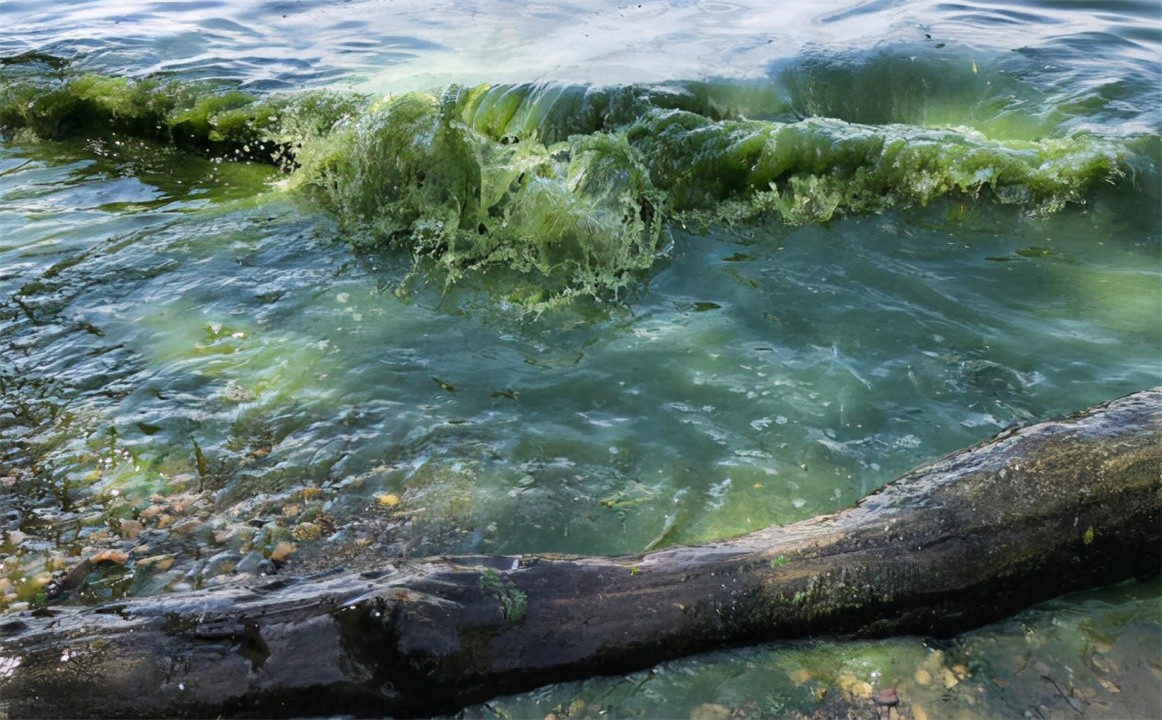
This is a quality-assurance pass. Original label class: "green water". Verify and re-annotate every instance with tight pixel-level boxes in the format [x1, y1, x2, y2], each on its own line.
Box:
[1, 1, 1159, 717]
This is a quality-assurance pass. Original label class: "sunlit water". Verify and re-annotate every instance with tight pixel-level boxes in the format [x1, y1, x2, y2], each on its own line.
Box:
[1, 1, 1159, 718]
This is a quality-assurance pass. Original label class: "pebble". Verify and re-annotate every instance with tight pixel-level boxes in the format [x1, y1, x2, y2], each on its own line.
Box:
[236, 551, 274, 575]
[1097, 678, 1121, 694]
[201, 551, 241, 578]
[91, 550, 129, 565]
[690, 703, 730, 720]
[136, 554, 174, 572]
[941, 667, 959, 689]
[169, 518, 202, 535]
[119, 519, 144, 539]
[874, 688, 899, 706]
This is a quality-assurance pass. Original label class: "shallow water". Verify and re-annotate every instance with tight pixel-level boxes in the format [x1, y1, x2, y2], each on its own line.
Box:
[1, 1, 1159, 717]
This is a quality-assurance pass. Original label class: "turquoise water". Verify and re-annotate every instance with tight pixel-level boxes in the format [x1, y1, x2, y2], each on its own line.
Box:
[1, 1, 1159, 717]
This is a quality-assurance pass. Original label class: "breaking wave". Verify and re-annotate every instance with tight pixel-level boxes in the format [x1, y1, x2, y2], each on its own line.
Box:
[2, 59, 1154, 300]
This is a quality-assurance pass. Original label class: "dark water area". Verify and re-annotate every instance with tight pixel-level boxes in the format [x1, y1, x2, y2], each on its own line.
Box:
[1, 1, 1159, 717]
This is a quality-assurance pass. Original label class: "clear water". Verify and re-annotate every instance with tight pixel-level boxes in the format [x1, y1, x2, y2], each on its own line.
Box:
[1, 1, 1159, 717]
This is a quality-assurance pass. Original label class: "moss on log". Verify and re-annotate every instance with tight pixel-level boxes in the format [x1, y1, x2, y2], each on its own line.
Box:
[0, 388, 1158, 718]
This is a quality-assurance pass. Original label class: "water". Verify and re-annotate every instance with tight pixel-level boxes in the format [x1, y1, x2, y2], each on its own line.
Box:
[1, 1, 1159, 717]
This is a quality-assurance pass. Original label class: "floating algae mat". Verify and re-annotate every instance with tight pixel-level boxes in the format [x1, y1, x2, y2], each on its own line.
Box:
[1, 0, 1159, 716]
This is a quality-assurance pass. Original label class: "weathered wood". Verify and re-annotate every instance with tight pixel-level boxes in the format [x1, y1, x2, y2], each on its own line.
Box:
[1, 389, 1158, 718]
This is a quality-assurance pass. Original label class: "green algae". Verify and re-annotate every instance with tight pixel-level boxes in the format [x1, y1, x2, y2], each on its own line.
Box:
[0, 70, 1152, 305]
[0, 74, 174, 142]
[627, 110, 1136, 223]
[0, 71, 361, 166]
[480, 567, 528, 624]
[299, 86, 1140, 303]
[291, 90, 665, 300]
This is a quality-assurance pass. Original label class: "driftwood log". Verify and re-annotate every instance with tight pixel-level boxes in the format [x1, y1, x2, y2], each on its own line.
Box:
[1, 388, 1158, 718]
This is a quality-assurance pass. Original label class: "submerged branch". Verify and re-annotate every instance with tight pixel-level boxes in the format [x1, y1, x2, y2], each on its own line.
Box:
[0, 388, 1158, 718]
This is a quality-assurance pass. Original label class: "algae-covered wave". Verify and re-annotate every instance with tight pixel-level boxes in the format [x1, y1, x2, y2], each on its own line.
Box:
[1, 65, 1153, 300]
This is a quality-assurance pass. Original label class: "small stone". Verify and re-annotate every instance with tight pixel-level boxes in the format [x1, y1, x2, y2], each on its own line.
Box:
[837, 674, 873, 697]
[874, 688, 899, 706]
[202, 551, 241, 578]
[292, 522, 322, 541]
[1148, 659, 1162, 680]
[689, 703, 730, 720]
[1090, 654, 1115, 674]
[137, 555, 174, 572]
[941, 667, 959, 689]
[169, 518, 202, 535]
[90, 550, 129, 566]
[1097, 678, 1121, 694]
[1073, 686, 1096, 701]
[236, 551, 274, 575]
[82, 529, 113, 544]
[914, 668, 931, 685]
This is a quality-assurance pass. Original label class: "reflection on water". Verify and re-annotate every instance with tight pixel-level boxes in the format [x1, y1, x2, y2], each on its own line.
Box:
[0, 0, 1159, 716]
[3, 0, 1159, 132]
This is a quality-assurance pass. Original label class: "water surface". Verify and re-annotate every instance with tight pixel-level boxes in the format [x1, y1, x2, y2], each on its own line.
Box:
[1, 1, 1159, 717]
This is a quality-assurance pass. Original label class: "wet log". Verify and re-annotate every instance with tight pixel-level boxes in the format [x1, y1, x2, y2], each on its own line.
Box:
[1, 389, 1159, 718]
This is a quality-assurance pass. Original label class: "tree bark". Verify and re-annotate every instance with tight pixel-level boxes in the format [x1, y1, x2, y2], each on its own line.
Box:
[1, 389, 1158, 719]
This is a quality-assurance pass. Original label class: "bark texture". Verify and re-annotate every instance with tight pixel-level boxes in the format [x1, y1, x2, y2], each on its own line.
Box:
[1, 388, 1159, 718]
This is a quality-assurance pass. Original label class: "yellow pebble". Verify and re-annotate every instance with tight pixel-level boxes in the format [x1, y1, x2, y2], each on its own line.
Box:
[942, 667, 959, 689]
